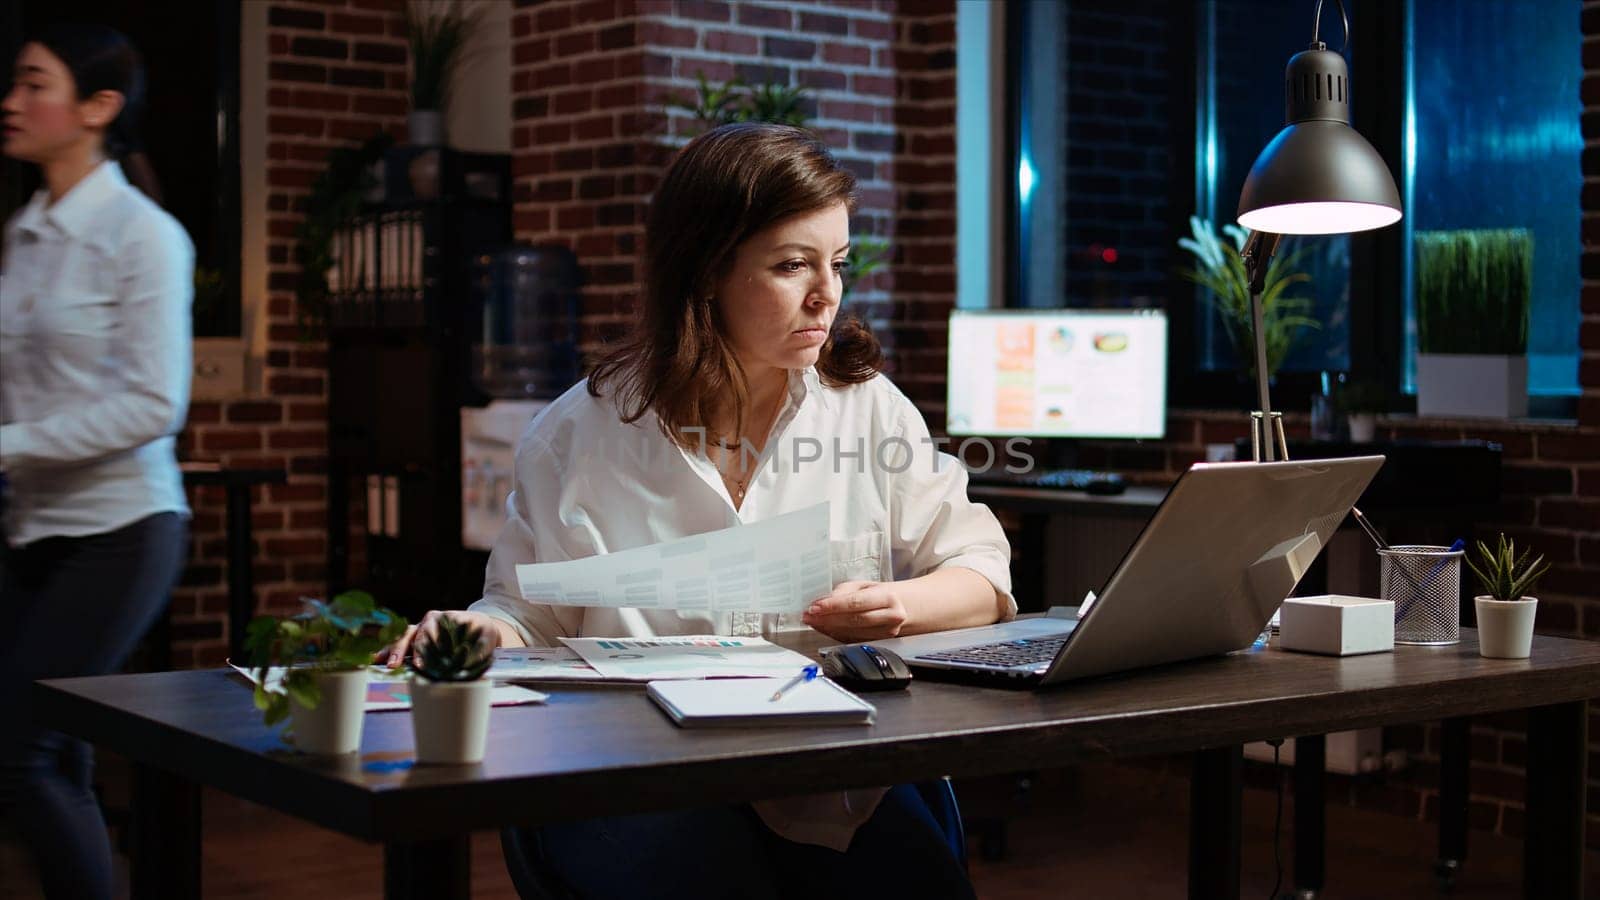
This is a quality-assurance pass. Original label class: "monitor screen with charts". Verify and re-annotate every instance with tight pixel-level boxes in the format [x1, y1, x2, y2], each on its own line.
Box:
[946, 309, 1168, 439]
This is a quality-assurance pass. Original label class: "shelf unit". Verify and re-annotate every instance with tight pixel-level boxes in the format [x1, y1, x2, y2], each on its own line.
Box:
[324, 149, 510, 620]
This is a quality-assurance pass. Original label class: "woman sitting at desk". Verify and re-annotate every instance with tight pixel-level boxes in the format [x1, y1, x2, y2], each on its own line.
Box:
[389, 122, 1013, 900]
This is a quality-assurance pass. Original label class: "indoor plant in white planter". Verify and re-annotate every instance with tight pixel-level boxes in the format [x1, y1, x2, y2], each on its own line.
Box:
[1466, 532, 1550, 659]
[408, 614, 495, 764]
[1414, 229, 1532, 418]
[403, 2, 481, 147]
[245, 591, 407, 755]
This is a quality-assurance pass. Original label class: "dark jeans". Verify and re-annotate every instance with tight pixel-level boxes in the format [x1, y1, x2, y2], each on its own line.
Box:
[0, 512, 188, 900]
[535, 783, 976, 900]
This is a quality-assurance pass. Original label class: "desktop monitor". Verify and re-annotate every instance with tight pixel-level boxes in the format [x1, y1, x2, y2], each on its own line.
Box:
[946, 309, 1168, 439]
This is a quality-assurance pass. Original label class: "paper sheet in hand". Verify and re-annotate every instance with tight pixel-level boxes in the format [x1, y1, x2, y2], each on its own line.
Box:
[515, 502, 831, 614]
[228, 663, 548, 710]
[561, 635, 817, 680]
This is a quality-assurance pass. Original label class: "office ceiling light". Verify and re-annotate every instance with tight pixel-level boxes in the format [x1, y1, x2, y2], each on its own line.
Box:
[1237, 1, 1401, 235]
[1234, 0, 1401, 461]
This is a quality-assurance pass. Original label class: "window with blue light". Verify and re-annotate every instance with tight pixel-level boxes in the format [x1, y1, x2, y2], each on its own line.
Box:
[1404, 0, 1581, 403]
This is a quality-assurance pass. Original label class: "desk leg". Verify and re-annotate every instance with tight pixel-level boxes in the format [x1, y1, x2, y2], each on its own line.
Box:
[130, 763, 200, 900]
[1525, 701, 1587, 899]
[1190, 745, 1242, 900]
[1292, 734, 1324, 898]
[1435, 716, 1470, 889]
[384, 837, 470, 900]
[225, 483, 255, 660]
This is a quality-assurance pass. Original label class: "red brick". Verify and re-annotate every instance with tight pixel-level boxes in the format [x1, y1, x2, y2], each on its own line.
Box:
[535, 5, 572, 31]
[268, 483, 326, 503]
[821, 42, 872, 67]
[800, 11, 850, 35]
[1537, 433, 1600, 462]
[574, 56, 616, 83]
[293, 36, 349, 61]
[269, 61, 326, 84]
[330, 11, 387, 35]
[732, 3, 786, 28]
[819, 100, 880, 123]
[555, 31, 597, 57]
[1541, 499, 1600, 530]
[187, 402, 222, 426]
[268, 374, 325, 396]
[268, 6, 324, 30]
[267, 167, 317, 189]
[353, 42, 406, 65]
[798, 68, 847, 91]
[227, 401, 284, 424]
[639, 21, 692, 48]
[265, 536, 325, 558]
[200, 429, 263, 452]
[677, 0, 730, 22]
[852, 17, 893, 41]
[851, 72, 896, 97]
[703, 29, 758, 55]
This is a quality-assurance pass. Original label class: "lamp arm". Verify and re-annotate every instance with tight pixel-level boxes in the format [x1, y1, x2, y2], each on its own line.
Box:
[1310, 0, 1350, 52]
[1240, 230, 1284, 461]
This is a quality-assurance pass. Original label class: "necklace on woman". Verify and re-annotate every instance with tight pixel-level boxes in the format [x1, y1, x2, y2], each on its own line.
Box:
[714, 385, 785, 505]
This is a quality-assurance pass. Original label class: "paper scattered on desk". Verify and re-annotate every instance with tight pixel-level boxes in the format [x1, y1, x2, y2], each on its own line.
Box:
[514, 502, 831, 614]
[490, 646, 604, 682]
[228, 662, 547, 710]
[561, 635, 817, 681]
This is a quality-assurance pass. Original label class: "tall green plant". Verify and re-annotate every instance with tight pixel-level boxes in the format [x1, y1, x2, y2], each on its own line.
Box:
[1176, 215, 1320, 379]
[1414, 229, 1532, 355]
[404, 2, 484, 113]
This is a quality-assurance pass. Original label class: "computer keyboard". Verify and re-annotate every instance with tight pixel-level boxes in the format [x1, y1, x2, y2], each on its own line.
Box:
[966, 467, 1127, 495]
[920, 636, 1068, 667]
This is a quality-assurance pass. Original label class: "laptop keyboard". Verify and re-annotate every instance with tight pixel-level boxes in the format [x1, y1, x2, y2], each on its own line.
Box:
[920, 636, 1067, 668]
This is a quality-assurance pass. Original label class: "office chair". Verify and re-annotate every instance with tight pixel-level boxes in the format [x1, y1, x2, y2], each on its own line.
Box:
[501, 778, 968, 900]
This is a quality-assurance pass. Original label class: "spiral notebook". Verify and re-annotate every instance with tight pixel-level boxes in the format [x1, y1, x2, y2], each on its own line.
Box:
[647, 677, 876, 728]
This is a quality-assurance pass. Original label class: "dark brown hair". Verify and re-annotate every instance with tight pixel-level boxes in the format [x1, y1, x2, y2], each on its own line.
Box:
[30, 24, 163, 203]
[588, 123, 883, 448]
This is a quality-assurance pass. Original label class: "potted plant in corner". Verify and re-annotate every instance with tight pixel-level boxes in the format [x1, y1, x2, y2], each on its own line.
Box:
[408, 614, 495, 764]
[402, 2, 481, 147]
[1466, 533, 1550, 659]
[1335, 379, 1388, 443]
[1176, 215, 1320, 389]
[1414, 229, 1533, 418]
[245, 592, 407, 755]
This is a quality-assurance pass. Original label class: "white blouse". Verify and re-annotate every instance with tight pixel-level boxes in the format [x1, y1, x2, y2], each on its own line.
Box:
[0, 161, 194, 545]
[470, 365, 1014, 848]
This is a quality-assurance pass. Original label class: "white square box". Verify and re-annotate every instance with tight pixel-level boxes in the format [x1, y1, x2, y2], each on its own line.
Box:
[1278, 595, 1394, 656]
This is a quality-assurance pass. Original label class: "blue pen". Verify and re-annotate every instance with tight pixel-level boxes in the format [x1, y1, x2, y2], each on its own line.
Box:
[1395, 538, 1465, 623]
[769, 664, 819, 702]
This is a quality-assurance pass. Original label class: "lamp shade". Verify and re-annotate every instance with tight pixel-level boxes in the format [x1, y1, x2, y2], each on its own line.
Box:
[1237, 46, 1401, 235]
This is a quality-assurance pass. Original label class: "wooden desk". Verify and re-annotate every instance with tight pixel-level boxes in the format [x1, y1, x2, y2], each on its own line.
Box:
[35, 631, 1596, 899]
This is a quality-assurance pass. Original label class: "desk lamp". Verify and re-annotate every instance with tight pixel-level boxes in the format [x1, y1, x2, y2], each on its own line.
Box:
[1235, 0, 1401, 461]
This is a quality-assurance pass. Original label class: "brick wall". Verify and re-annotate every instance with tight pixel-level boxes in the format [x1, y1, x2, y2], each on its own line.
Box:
[170, 0, 409, 668]
[508, 0, 957, 406]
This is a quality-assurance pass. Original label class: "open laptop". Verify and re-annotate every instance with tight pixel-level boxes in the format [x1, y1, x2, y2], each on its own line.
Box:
[862, 456, 1385, 687]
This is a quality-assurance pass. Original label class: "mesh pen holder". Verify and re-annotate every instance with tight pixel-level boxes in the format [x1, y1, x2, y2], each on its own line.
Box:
[1381, 545, 1464, 645]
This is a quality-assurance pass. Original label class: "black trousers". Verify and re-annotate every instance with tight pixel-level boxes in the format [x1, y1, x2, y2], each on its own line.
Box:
[0, 512, 187, 900]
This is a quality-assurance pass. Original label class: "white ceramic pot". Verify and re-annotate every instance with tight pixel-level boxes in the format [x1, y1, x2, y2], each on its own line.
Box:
[411, 679, 493, 764]
[1474, 595, 1538, 659]
[407, 109, 444, 146]
[288, 668, 369, 755]
[1346, 413, 1377, 443]
[1416, 353, 1528, 418]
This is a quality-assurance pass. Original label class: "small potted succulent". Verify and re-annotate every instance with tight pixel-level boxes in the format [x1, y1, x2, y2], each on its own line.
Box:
[244, 591, 407, 755]
[1466, 533, 1550, 659]
[408, 614, 495, 764]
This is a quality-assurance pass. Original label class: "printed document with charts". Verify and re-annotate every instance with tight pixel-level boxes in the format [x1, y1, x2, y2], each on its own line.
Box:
[513, 501, 831, 615]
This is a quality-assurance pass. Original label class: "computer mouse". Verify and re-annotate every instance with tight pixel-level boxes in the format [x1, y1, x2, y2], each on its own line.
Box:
[820, 643, 913, 691]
